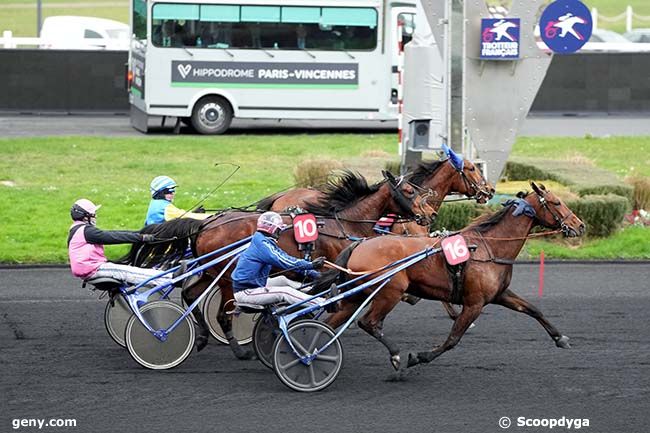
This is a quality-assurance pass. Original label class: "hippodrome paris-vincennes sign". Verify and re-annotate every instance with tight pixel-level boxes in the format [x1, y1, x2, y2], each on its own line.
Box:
[171, 61, 359, 87]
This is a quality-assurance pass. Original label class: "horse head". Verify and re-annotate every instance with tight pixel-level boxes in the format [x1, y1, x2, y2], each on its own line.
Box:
[441, 143, 495, 204]
[382, 170, 435, 226]
[527, 182, 585, 237]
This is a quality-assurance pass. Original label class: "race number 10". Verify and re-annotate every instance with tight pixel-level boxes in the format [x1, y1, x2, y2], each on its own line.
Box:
[293, 214, 319, 243]
[441, 234, 470, 265]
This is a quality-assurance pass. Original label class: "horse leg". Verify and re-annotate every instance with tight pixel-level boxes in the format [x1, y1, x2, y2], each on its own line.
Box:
[441, 302, 459, 320]
[182, 278, 210, 352]
[324, 300, 361, 329]
[357, 294, 404, 370]
[407, 303, 483, 368]
[494, 289, 570, 348]
[216, 285, 254, 360]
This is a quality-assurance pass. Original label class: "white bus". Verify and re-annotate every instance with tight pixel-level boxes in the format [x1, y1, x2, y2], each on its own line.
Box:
[128, 0, 416, 134]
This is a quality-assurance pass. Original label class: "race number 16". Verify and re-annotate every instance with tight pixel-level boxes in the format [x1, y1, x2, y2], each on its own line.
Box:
[293, 214, 319, 243]
[441, 234, 470, 265]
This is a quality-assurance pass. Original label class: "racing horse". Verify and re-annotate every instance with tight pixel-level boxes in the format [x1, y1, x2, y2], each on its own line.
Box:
[127, 170, 435, 358]
[314, 183, 585, 370]
[258, 145, 495, 320]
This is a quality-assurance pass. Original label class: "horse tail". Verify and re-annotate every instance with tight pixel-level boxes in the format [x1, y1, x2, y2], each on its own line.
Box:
[310, 240, 363, 295]
[117, 219, 204, 268]
[255, 191, 287, 211]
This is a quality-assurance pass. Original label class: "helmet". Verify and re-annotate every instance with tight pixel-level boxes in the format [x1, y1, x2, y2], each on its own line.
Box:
[150, 176, 177, 198]
[257, 212, 285, 238]
[70, 198, 101, 221]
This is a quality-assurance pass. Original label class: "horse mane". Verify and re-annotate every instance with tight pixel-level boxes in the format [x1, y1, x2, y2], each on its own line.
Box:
[255, 191, 287, 211]
[116, 218, 204, 267]
[407, 159, 446, 186]
[304, 170, 381, 215]
[466, 191, 529, 233]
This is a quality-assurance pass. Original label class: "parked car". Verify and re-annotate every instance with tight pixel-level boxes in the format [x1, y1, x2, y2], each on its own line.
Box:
[39, 16, 129, 50]
[624, 28, 650, 42]
[589, 29, 630, 43]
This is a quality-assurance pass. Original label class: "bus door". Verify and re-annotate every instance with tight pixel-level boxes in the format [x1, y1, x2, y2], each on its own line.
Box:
[389, 8, 415, 105]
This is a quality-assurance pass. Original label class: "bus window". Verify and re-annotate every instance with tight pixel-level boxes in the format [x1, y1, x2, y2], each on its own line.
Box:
[150, 3, 377, 51]
[398, 12, 415, 45]
[132, 0, 146, 40]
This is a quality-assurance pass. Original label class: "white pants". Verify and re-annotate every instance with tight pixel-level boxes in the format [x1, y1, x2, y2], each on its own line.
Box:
[90, 262, 174, 287]
[234, 277, 324, 307]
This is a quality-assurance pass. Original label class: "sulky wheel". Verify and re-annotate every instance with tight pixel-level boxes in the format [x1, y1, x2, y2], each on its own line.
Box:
[272, 320, 343, 392]
[253, 313, 280, 369]
[104, 290, 162, 348]
[203, 287, 258, 345]
[124, 300, 195, 370]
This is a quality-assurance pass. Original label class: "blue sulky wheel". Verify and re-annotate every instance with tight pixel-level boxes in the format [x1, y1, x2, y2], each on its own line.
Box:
[124, 300, 195, 370]
[104, 291, 162, 348]
[203, 287, 258, 345]
[272, 320, 343, 392]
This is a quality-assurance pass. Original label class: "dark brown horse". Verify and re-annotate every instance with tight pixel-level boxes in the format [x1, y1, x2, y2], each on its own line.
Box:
[259, 156, 495, 319]
[315, 183, 585, 370]
[185, 170, 437, 357]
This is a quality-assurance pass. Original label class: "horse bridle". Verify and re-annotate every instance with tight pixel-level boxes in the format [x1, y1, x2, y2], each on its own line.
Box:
[455, 162, 492, 202]
[534, 191, 577, 236]
[388, 176, 434, 226]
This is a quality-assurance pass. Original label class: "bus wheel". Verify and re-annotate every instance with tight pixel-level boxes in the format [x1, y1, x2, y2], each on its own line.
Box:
[191, 96, 233, 135]
[180, 117, 192, 127]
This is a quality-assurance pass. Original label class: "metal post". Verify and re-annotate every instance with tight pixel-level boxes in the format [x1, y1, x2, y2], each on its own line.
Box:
[447, 0, 465, 155]
[37, 0, 42, 37]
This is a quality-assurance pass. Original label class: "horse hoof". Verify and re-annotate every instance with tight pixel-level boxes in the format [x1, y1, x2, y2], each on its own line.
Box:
[390, 354, 401, 371]
[407, 352, 420, 368]
[235, 349, 255, 360]
[469, 322, 476, 330]
[555, 335, 571, 349]
[195, 335, 209, 352]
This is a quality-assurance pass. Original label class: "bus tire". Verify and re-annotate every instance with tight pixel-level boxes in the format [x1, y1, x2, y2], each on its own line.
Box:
[191, 96, 233, 135]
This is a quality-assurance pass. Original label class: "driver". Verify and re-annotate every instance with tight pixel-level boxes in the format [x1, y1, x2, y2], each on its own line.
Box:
[231, 212, 326, 307]
[68, 198, 174, 286]
[145, 176, 211, 226]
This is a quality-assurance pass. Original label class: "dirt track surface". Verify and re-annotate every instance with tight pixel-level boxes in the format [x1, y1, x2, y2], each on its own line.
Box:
[1, 264, 648, 433]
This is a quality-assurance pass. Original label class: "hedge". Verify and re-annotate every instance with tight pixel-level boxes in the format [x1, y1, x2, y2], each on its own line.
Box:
[429, 195, 628, 238]
[431, 202, 483, 231]
[567, 194, 630, 237]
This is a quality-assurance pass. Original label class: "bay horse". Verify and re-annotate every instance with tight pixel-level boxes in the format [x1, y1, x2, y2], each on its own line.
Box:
[314, 182, 585, 370]
[258, 150, 495, 320]
[129, 170, 435, 358]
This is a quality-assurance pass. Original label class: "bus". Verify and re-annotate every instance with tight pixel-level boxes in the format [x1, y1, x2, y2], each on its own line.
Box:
[128, 0, 416, 134]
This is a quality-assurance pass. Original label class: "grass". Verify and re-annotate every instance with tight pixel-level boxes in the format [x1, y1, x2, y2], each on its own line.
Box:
[4, 0, 650, 37]
[0, 134, 647, 263]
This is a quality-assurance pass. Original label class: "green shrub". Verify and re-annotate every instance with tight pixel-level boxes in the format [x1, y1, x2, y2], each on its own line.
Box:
[575, 185, 634, 203]
[567, 194, 629, 237]
[431, 202, 483, 231]
[384, 160, 401, 174]
[293, 159, 344, 188]
[627, 176, 650, 210]
[503, 160, 567, 184]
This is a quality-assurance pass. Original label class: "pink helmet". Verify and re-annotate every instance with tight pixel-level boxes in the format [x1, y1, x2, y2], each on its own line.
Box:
[257, 211, 285, 236]
[70, 198, 101, 221]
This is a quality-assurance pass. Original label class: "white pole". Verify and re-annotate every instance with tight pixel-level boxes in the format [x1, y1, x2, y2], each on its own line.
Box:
[626, 5, 633, 33]
[591, 8, 598, 31]
[2, 30, 13, 48]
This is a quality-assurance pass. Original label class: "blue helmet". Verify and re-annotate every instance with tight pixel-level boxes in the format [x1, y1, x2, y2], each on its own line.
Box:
[150, 176, 177, 198]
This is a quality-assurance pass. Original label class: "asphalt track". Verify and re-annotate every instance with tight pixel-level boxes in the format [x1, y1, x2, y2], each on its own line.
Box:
[1, 264, 649, 433]
[2, 113, 650, 137]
